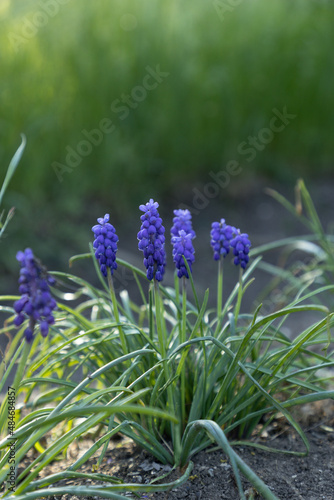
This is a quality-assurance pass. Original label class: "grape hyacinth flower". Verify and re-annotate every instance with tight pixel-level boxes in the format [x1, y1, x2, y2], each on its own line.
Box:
[13, 248, 57, 342]
[137, 199, 166, 282]
[210, 219, 236, 261]
[230, 231, 251, 269]
[170, 209, 196, 239]
[92, 214, 118, 277]
[171, 230, 195, 279]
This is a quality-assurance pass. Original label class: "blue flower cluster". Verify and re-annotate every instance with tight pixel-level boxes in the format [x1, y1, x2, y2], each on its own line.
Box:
[137, 199, 166, 282]
[92, 214, 118, 277]
[13, 248, 56, 342]
[171, 209, 196, 239]
[89, 205, 250, 284]
[171, 209, 196, 279]
[230, 231, 251, 269]
[210, 219, 236, 261]
[210, 220, 251, 269]
[171, 230, 195, 279]
[12, 202, 252, 342]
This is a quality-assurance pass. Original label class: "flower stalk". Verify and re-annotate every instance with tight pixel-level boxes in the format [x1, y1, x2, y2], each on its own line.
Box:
[154, 279, 182, 464]
[107, 267, 128, 355]
[234, 267, 244, 327]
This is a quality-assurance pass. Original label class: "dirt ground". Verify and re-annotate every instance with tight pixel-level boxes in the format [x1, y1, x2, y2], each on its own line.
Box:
[13, 399, 334, 500]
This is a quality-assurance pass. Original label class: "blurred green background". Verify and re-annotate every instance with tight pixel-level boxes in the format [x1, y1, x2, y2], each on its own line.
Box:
[1, 0, 334, 288]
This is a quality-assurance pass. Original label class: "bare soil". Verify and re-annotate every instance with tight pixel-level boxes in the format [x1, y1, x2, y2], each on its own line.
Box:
[16, 400, 334, 500]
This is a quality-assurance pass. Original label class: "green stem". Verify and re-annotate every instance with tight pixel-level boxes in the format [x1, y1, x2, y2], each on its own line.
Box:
[148, 284, 155, 369]
[175, 270, 181, 319]
[234, 267, 243, 327]
[12, 339, 31, 391]
[149, 284, 154, 343]
[181, 278, 187, 430]
[107, 268, 128, 355]
[201, 340, 207, 419]
[214, 259, 223, 337]
[217, 259, 223, 318]
[154, 280, 181, 464]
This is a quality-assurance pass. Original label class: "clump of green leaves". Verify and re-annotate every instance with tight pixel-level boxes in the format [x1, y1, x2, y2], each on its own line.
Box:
[254, 179, 334, 312]
[0, 187, 333, 499]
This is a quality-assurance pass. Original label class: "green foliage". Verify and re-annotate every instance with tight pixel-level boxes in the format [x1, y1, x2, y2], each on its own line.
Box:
[1, 1, 334, 212]
[1, 187, 333, 498]
[253, 180, 334, 314]
[0, 136, 25, 239]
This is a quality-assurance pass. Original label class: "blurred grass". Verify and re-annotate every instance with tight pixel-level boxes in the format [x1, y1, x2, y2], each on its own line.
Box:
[1, 0, 334, 281]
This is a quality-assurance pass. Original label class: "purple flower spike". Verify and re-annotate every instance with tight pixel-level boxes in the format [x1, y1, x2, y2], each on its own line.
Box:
[13, 248, 57, 342]
[171, 209, 195, 239]
[230, 231, 251, 269]
[172, 230, 195, 279]
[210, 219, 236, 261]
[92, 213, 118, 277]
[137, 199, 166, 282]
